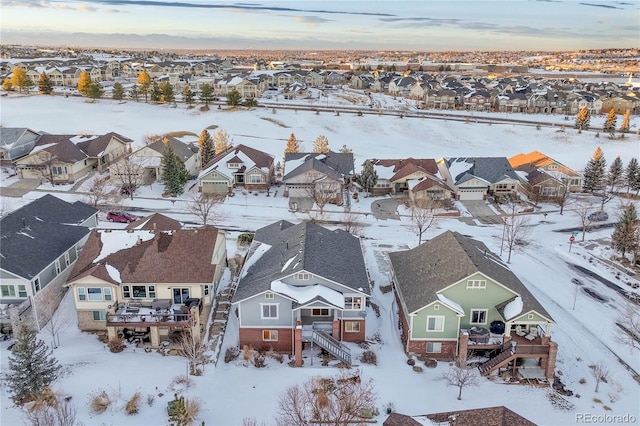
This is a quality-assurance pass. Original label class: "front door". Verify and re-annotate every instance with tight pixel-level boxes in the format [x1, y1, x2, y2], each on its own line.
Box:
[173, 288, 190, 304]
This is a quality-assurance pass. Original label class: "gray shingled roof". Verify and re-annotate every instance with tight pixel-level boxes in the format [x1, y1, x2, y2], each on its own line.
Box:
[447, 157, 519, 185]
[0, 195, 97, 280]
[148, 136, 196, 162]
[388, 231, 552, 321]
[283, 152, 354, 180]
[232, 220, 370, 303]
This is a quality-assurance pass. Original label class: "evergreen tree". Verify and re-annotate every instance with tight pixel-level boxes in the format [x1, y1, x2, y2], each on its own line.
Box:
[355, 160, 378, 194]
[284, 132, 301, 154]
[182, 83, 195, 106]
[160, 81, 175, 103]
[150, 82, 162, 102]
[199, 83, 214, 106]
[611, 204, 638, 257]
[575, 106, 590, 133]
[77, 71, 92, 96]
[198, 129, 215, 167]
[226, 88, 242, 106]
[244, 97, 258, 108]
[112, 82, 125, 100]
[168, 395, 188, 426]
[582, 146, 606, 193]
[11, 67, 33, 93]
[129, 84, 140, 101]
[138, 70, 151, 102]
[625, 158, 639, 194]
[603, 109, 617, 138]
[312, 135, 330, 153]
[213, 129, 232, 155]
[339, 144, 353, 153]
[86, 81, 104, 100]
[37, 72, 54, 95]
[2, 77, 13, 91]
[6, 326, 61, 405]
[161, 141, 189, 197]
[606, 155, 623, 192]
[619, 110, 631, 135]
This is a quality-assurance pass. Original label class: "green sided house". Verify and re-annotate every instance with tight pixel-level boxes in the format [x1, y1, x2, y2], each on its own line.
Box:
[388, 231, 557, 379]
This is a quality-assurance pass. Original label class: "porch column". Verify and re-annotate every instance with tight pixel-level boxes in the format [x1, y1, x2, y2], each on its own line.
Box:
[458, 331, 469, 366]
[294, 321, 303, 367]
[190, 307, 201, 341]
[332, 317, 341, 342]
[149, 327, 160, 347]
[544, 341, 558, 380]
[107, 326, 117, 341]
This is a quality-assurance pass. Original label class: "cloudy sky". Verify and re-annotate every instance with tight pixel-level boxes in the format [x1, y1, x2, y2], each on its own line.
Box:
[1, 0, 638, 51]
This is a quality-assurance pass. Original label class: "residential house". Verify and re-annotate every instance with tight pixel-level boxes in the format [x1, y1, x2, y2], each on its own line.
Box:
[0, 195, 98, 330]
[15, 132, 132, 184]
[388, 231, 557, 379]
[65, 226, 227, 348]
[0, 127, 40, 162]
[425, 406, 536, 426]
[509, 150, 582, 192]
[232, 220, 371, 366]
[284, 151, 354, 208]
[437, 157, 520, 200]
[511, 164, 567, 201]
[198, 144, 274, 195]
[369, 158, 445, 195]
[125, 213, 182, 231]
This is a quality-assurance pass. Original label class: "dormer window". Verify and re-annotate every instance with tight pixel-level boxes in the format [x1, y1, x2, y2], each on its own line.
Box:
[297, 272, 310, 280]
[228, 163, 241, 169]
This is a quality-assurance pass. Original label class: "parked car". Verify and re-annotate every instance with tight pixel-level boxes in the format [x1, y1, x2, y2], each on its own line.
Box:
[106, 211, 137, 223]
[588, 211, 608, 221]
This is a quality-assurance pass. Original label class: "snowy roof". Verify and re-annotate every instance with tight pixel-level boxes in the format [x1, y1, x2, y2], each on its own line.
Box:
[436, 293, 464, 315]
[271, 281, 344, 309]
[95, 229, 155, 262]
[502, 296, 523, 320]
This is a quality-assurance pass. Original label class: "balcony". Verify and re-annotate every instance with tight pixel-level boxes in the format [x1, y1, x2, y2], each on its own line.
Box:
[106, 301, 194, 327]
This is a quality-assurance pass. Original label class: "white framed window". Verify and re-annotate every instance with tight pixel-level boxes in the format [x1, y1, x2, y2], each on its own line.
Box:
[0, 285, 16, 297]
[262, 330, 278, 341]
[261, 304, 278, 319]
[123, 285, 131, 298]
[78, 287, 86, 301]
[92, 310, 107, 321]
[427, 342, 442, 353]
[548, 164, 558, 170]
[297, 272, 310, 280]
[249, 174, 265, 184]
[312, 308, 329, 316]
[470, 309, 487, 324]
[228, 163, 241, 169]
[87, 287, 103, 301]
[34, 278, 40, 292]
[426, 316, 445, 332]
[344, 296, 363, 310]
[265, 292, 274, 299]
[345, 321, 360, 332]
[17, 285, 27, 298]
[466, 280, 486, 289]
[528, 313, 534, 320]
[104, 288, 112, 301]
[148, 286, 156, 299]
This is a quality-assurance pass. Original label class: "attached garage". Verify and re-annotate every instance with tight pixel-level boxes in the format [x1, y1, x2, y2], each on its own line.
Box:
[458, 188, 486, 200]
[200, 180, 229, 195]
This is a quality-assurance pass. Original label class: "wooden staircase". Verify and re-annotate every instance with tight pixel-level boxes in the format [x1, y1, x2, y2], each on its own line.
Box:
[478, 343, 517, 375]
[312, 330, 351, 366]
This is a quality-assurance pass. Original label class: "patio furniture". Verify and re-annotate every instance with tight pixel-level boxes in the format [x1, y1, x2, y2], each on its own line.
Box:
[525, 333, 536, 341]
[469, 327, 490, 344]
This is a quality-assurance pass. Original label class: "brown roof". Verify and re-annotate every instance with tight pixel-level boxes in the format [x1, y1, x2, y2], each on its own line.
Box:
[372, 158, 439, 179]
[426, 406, 536, 426]
[33, 135, 87, 163]
[204, 144, 274, 170]
[76, 132, 132, 157]
[125, 213, 182, 231]
[383, 413, 422, 426]
[411, 176, 450, 193]
[69, 226, 221, 285]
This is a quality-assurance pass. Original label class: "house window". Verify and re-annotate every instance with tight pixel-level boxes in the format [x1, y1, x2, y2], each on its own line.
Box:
[261, 304, 278, 319]
[0, 285, 16, 297]
[148, 286, 156, 299]
[345, 321, 360, 332]
[471, 309, 487, 324]
[56, 261, 61, 275]
[569, 178, 580, 186]
[541, 187, 557, 196]
[426, 316, 445, 332]
[132, 285, 147, 298]
[297, 272, 310, 280]
[375, 182, 390, 188]
[78, 287, 86, 301]
[104, 288, 112, 301]
[433, 304, 439, 311]
[495, 184, 508, 190]
[262, 330, 278, 341]
[312, 308, 330, 316]
[228, 163, 241, 169]
[548, 164, 558, 170]
[426, 342, 442, 353]
[17, 285, 27, 298]
[249, 174, 264, 184]
[34, 278, 40, 292]
[204, 285, 210, 296]
[466, 280, 486, 289]
[87, 288, 103, 301]
[92, 310, 107, 321]
[52, 166, 64, 175]
[123, 285, 131, 298]
[344, 297, 363, 310]
[528, 313, 534, 320]
[265, 292, 274, 299]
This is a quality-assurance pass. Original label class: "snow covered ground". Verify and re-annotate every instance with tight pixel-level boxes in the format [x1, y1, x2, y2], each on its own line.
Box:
[1, 93, 639, 425]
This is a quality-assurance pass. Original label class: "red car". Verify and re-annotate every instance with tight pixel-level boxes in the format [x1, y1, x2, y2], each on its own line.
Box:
[106, 211, 137, 223]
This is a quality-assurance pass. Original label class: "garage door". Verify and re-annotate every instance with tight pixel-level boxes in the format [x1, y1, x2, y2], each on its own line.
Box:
[201, 181, 228, 194]
[458, 189, 485, 200]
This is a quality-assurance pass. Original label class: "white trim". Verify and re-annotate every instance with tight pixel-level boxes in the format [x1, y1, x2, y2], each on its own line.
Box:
[470, 308, 488, 325]
[260, 303, 279, 319]
[426, 315, 445, 332]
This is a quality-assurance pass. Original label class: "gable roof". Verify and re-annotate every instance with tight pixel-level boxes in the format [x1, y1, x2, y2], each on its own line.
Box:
[370, 158, 439, 182]
[76, 132, 131, 157]
[199, 144, 274, 179]
[69, 226, 221, 285]
[509, 150, 579, 176]
[232, 220, 369, 303]
[388, 231, 552, 320]
[445, 157, 519, 185]
[29, 135, 88, 163]
[283, 151, 354, 181]
[0, 127, 40, 149]
[125, 213, 182, 231]
[0, 195, 97, 279]
[426, 406, 535, 426]
[147, 136, 197, 162]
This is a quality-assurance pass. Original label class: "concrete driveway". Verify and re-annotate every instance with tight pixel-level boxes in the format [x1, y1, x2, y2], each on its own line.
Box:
[0, 179, 41, 197]
[460, 201, 503, 225]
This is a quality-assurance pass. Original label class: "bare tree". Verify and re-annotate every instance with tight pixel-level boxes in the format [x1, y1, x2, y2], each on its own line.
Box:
[498, 203, 531, 263]
[276, 369, 377, 426]
[442, 362, 479, 400]
[590, 362, 609, 393]
[142, 133, 160, 145]
[40, 296, 70, 349]
[83, 175, 119, 207]
[573, 200, 595, 242]
[341, 210, 363, 235]
[29, 155, 57, 187]
[25, 395, 77, 426]
[409, 199, 439, 245]
[305, 177, 340, 216]
[187, 193, 222, 225]
[554, 184, 571, 215]
[177, 330, 209, 376]
[109, 156, 147, 200]
[614, 305, 640, 352]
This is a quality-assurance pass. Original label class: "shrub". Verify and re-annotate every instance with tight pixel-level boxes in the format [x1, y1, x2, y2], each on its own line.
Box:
[224, 346, 240, 363]
[407, 358, 416, 366]
[593, 398, 602, 404]
[169, 375, 194, 393]
[89, 390, 111, 414]
[243, 344, 254, 361]
[237, 233, 254, 245]
[253, 353, 266, 368]
[579, 378, 587, 384]
[360, 350, 377, 365]
[107, 337, 126, 353]
[125, 392, 141, 415]
[379, 284, 393, 294]
[412, 366, 423, 373]
[370, 302, 381, 318]
[267, 349, 284, 363]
